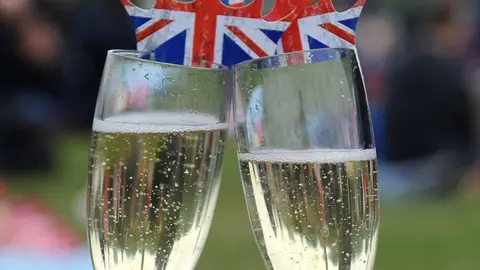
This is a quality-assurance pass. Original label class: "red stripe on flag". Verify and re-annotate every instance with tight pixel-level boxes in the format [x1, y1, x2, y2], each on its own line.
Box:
[226, 26, 268, 58]
[137, 19, 174, 43]
[319, 23, 355, 45]
[280, 20, 304, 53]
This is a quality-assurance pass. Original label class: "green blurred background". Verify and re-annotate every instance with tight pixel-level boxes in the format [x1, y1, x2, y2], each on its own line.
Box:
[7, 135, 480, 270]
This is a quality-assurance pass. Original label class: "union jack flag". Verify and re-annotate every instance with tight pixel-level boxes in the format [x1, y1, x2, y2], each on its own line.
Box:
[121, 0, 297, 68]
[122, 0, 365, 67]
[277, 0, 365, 54]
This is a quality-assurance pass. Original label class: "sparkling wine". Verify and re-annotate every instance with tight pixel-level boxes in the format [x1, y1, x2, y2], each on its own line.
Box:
[88, 112, 227, 270]
[238, 149, 379, 270]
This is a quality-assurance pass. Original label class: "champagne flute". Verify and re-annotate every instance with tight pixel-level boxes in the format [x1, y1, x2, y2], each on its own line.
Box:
[87, 50, 231, 270]
[233, 48, 379, 270]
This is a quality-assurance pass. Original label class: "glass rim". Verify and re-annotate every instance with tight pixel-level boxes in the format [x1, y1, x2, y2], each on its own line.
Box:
[232, 47, 355, 70]
[108, 49, 229, 71]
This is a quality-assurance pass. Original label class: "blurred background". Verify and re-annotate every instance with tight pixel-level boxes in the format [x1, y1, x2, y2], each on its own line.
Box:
[0, 0, 479, 269]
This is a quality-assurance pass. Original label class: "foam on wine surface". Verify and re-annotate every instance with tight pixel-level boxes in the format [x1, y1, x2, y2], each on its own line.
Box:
[92, 111, 228, 133]
[238, 148, 377, 163]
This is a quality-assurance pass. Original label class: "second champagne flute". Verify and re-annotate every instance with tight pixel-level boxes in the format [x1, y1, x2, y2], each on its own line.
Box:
[87, 50, 231, 270]
[233, 48, 380, 270]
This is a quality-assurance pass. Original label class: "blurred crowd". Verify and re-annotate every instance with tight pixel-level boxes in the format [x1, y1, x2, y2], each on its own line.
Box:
[358, 0, 480, 198]
[0, 0, 136, 172]
[0, 0, 480, 247]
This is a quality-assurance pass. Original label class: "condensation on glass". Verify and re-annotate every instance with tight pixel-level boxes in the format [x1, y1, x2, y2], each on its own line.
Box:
[87, 50, 231, 270]
[233, 48, 379, 270]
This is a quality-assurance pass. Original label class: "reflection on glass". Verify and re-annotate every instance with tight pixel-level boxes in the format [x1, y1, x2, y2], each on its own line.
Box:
[87, 50, 230, 270]
[233, 48, 379, 270]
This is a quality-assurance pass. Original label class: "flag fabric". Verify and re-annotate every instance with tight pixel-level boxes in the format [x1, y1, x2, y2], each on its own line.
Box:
[121, 0, 296, 68]
[277, 0, 365, 54]
[121, 0, 365, 67]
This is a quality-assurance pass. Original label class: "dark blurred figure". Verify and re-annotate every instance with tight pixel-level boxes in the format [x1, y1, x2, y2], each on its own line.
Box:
[476, 0, 480, 48]
[356, 13, 398, 161]
[384, 1, 477, 197]
[0, 0, 136, 173]
[37, 0, 138, 129]
[0, 0, 65, 172]
[59, 0, 137, 129]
